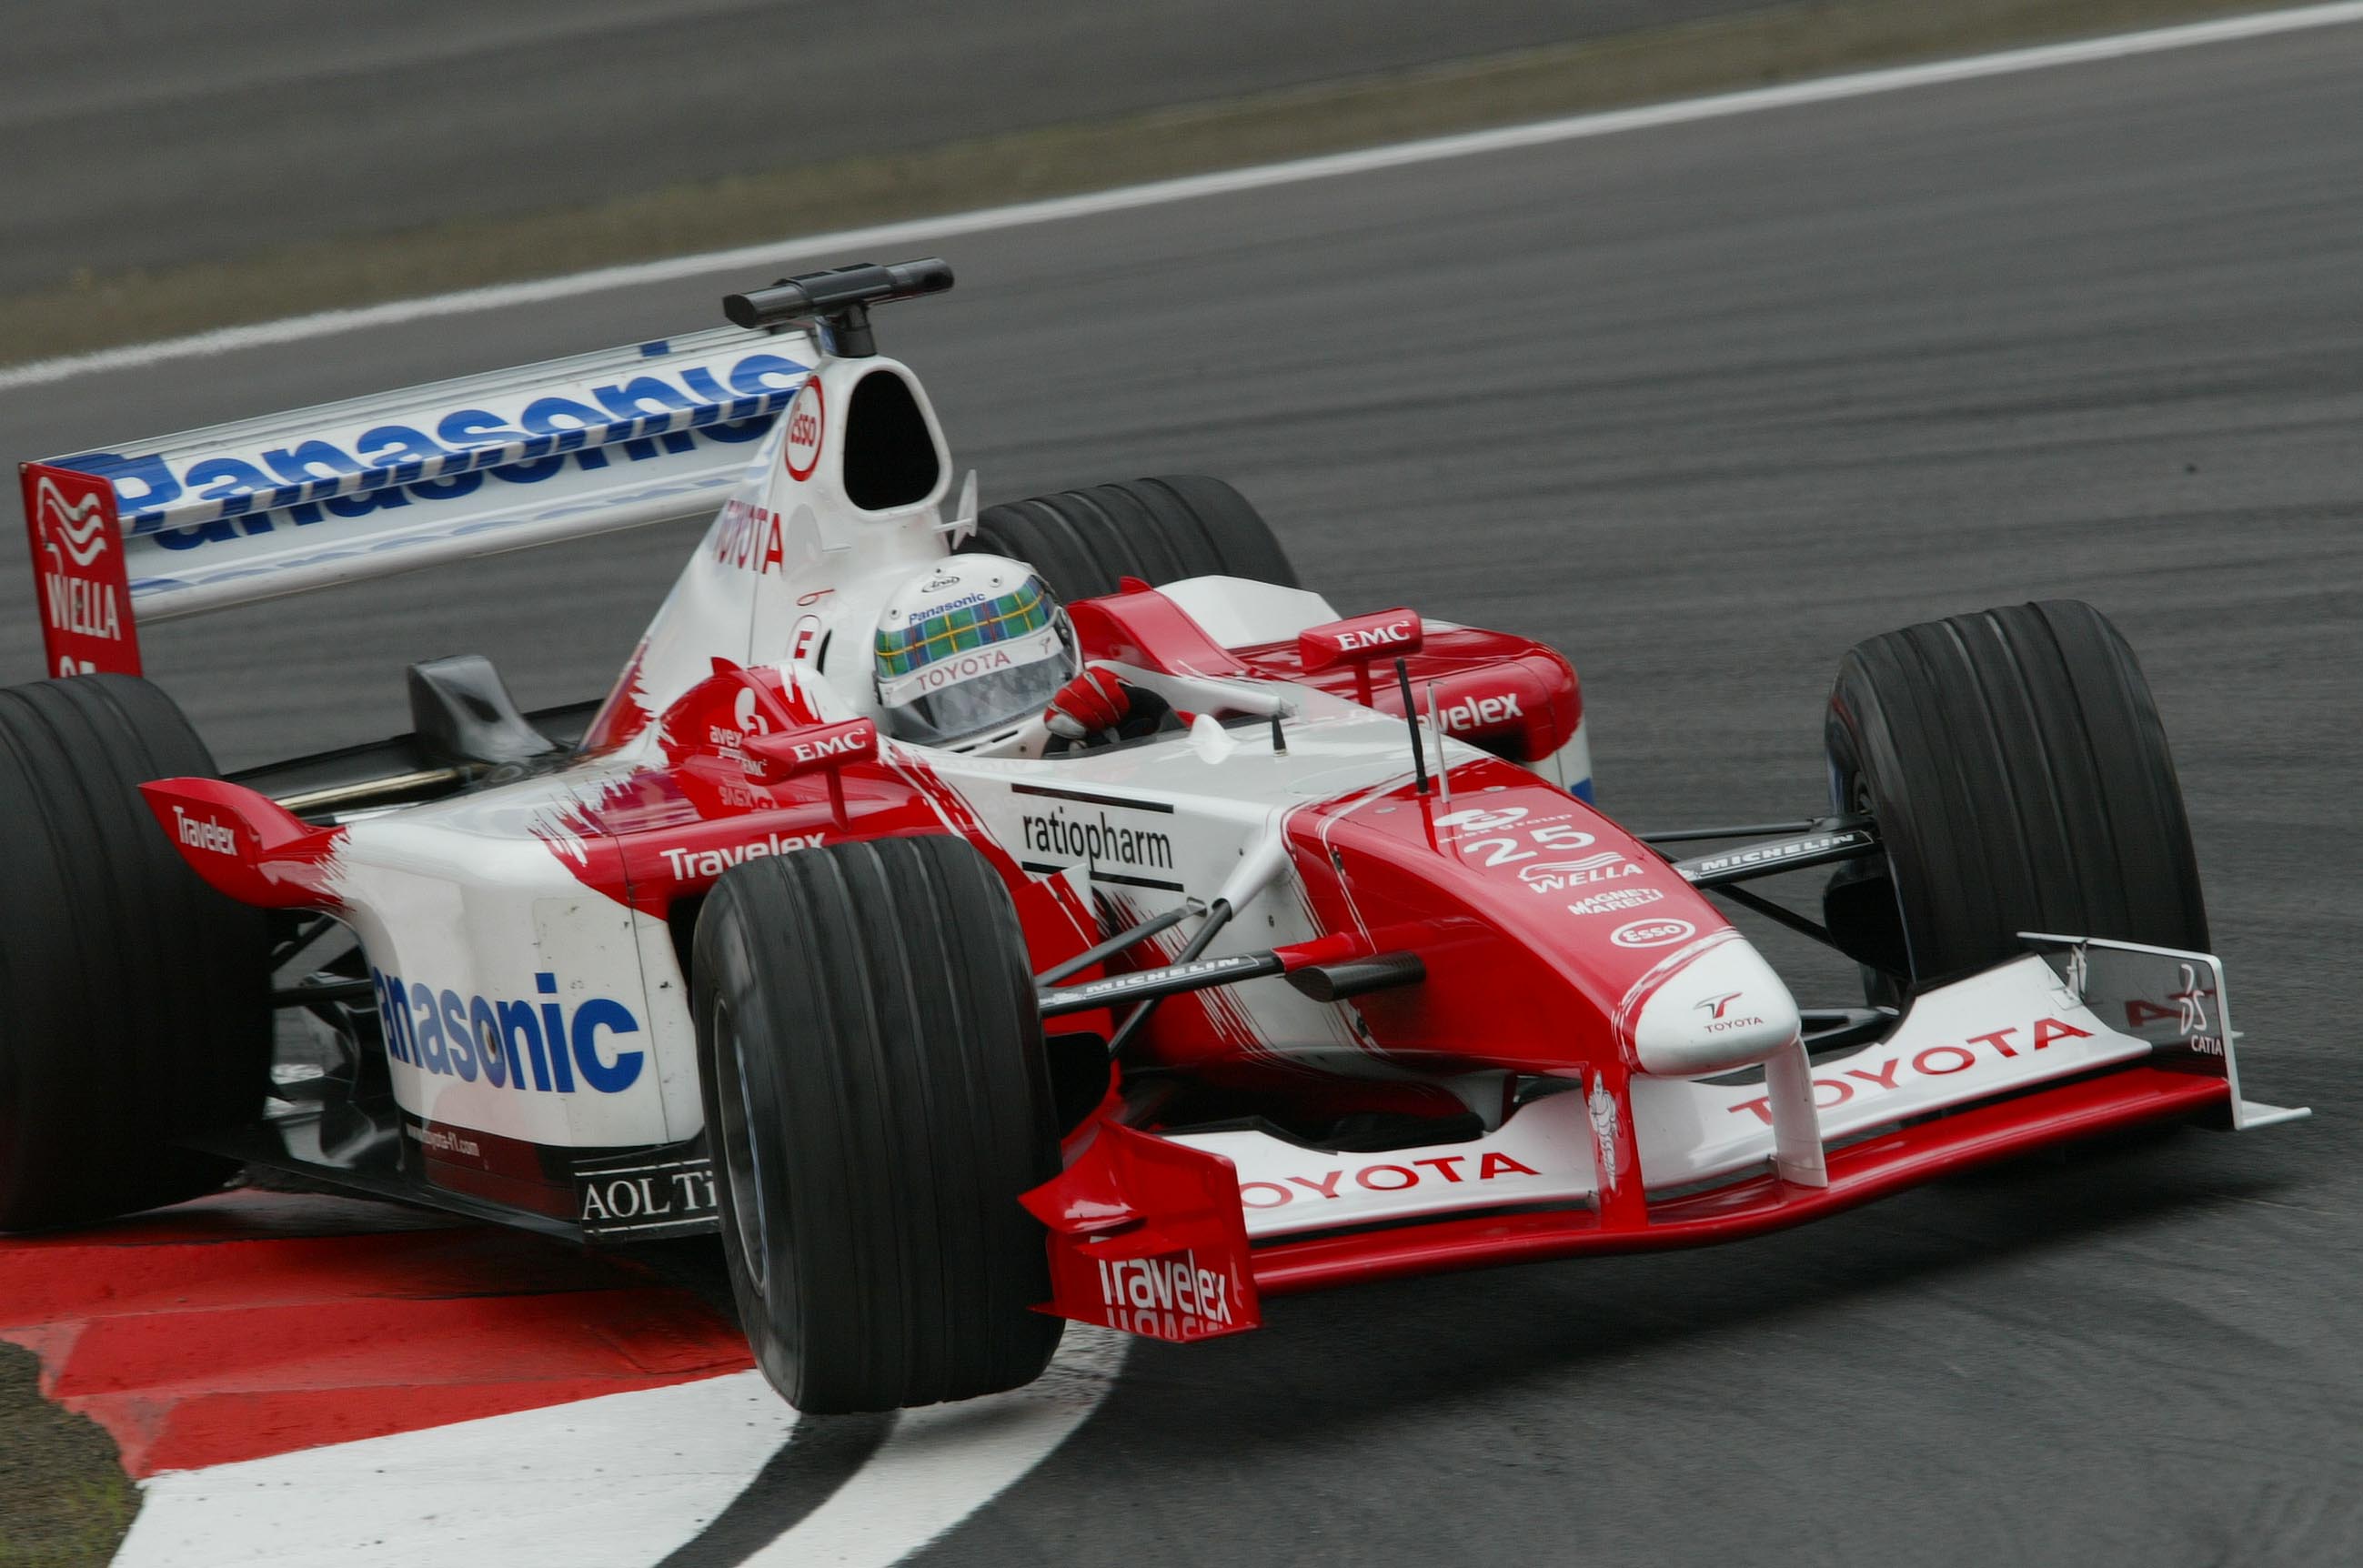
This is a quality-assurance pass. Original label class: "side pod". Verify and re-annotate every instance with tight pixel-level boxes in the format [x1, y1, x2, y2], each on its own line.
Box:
[138, 777, 346, 909]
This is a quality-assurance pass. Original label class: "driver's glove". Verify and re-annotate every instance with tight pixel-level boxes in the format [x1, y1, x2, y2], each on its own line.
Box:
[1045, 667, 1131, 743]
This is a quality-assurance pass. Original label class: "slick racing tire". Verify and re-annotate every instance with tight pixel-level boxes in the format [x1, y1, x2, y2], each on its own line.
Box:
[962, 475, 1299, 599]
[0, 675, 270, 1231]
[1824, 599, 2208, 995]
[692, 835, 1063, 1412]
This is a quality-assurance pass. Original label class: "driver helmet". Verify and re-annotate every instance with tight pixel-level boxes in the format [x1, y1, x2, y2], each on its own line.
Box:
[872, 555, 1077, 747]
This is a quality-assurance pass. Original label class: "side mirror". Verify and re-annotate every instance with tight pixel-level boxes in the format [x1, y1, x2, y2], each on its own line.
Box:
[744, 718, 879, 780]
[1297, 608, 1423, 701]
[744, 718, 879, 830]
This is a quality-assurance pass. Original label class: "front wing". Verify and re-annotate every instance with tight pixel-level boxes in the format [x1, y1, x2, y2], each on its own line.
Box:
[1026, 936, 2306, 1340]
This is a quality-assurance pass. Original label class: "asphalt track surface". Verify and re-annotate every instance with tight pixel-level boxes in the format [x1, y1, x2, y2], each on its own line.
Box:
[0, 0, 1765, 293]
[4, 18, 2361, 1566]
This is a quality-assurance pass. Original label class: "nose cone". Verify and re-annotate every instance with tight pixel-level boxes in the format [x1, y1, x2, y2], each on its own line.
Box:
[1627, 937, 1801, 1077]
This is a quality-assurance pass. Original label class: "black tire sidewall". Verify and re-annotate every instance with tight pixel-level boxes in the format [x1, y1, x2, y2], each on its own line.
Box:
[691, 836, 1062, 1412]
[0, 675, 269, 1231]
[1825, 600, 2208, 993]
[965, 475, 1298, 601]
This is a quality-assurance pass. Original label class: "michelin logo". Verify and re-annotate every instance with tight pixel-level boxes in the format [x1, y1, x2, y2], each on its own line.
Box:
[374, 969, 643, 1095]
[65, 349, 810, 545]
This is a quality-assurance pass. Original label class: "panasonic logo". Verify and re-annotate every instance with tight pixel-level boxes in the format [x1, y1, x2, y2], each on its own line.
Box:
[71, 350, 810, 543]
[373, 969, 643, 1095]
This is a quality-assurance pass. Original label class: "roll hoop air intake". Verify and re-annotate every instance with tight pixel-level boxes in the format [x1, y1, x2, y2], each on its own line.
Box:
[722, 258, 954, 357]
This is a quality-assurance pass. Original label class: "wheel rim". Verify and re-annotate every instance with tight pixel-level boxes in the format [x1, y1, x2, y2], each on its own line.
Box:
[711, 1000, 771, 1296]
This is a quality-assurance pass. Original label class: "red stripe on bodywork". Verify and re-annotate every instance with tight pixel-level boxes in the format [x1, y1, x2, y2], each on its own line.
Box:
[0, 1190, 749, 1476]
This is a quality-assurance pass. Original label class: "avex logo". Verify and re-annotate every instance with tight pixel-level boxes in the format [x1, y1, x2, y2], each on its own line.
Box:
[373, 970, 644, 1094]
[67, 351, 809, 546]
[1439, 691, 1523, 733]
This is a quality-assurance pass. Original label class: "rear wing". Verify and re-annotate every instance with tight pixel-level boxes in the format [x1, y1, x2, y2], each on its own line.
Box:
[19, 324, 820, 678]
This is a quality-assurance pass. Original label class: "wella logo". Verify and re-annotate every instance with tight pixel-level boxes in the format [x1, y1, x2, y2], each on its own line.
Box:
[35, 476, 109, 568]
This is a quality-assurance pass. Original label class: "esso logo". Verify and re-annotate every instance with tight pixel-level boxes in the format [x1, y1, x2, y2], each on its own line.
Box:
[1611, 919, 1695, 949]
[783, 380, 825, 480]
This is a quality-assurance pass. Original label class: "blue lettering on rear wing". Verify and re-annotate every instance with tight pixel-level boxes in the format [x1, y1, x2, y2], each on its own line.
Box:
[22, 325, 814, 658]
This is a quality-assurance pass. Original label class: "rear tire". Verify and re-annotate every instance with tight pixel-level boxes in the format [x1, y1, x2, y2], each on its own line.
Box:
[0, 675, 270, 1231]
[963, 475, 1298, 599]
[1824, 599, 2207, 993]
[692, 836, 1062, 1412]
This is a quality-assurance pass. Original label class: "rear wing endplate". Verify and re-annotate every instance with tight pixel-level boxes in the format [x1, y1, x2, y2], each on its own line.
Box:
[18, 324, 818, 678]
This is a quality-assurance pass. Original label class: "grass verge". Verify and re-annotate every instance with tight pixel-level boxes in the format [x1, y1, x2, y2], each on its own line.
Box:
[0, 1342, 138, 1568]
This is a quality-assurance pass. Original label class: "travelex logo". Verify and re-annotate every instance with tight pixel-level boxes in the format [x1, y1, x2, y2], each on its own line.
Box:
[65, 351, 809, 547]
[373, 969, 643, 1095]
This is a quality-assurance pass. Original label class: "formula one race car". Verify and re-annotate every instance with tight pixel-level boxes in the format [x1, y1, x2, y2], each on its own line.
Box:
[2, 258, 2306, 1412]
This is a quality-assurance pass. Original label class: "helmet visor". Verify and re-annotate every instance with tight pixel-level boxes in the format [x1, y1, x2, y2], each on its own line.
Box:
[879, 621, 1072, 744]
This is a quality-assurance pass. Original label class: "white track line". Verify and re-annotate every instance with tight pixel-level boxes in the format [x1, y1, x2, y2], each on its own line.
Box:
[6, 2, 2360, 397]
[109, 1326, 1128, 1567]
[113, 1372, 802, 1568]
[741, 1327, 1130, 1568]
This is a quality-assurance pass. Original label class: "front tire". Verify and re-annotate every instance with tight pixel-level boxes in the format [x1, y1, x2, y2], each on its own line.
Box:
[0, 675, 269, 1231]
[1823, 599, 2208, 994]
[692, 836, 1063, 1412]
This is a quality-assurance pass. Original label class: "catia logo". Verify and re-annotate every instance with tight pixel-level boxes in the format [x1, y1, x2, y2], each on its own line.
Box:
[1336, 620, 1415, 651]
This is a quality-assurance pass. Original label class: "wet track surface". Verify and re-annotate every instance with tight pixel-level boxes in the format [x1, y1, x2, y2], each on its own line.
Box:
[4, 20, 2360, 1564]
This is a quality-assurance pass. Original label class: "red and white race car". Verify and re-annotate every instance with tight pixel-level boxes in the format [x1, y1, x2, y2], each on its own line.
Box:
[2, 259, 2305, 1412]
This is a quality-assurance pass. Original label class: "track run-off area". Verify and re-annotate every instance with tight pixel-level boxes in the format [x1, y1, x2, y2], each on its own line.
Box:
[3, 7, 2360, 1563]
